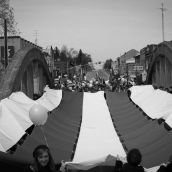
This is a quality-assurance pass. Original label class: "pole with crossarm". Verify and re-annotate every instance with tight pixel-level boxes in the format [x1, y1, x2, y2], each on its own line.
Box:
[159, 3, 167, 42]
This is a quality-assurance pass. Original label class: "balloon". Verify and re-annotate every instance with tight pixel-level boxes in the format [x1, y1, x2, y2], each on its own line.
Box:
[29, 104, 48, 125]
[105, 80, 109, 85]
[89, 80, 93, 84]
[89, 83, 93, 88]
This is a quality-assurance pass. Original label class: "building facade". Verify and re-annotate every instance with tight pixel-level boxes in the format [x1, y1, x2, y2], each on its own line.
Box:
[118, 49, 139, 76]
[0, 36, 42, 66]
[139, 44, 157, 72]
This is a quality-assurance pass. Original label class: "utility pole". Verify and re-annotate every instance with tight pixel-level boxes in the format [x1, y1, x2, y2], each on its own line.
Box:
[4, 19, 8, 68]
[159, 3, 167, 42]
[33, 30, 38, 45]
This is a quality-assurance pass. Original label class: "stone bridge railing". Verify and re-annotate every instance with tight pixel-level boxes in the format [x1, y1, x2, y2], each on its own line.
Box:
[146, 41, 172, 88]
[0, 47, 53, 100]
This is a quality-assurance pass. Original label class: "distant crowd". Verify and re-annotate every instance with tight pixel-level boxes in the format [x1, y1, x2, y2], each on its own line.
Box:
[53, 74, 136, 93]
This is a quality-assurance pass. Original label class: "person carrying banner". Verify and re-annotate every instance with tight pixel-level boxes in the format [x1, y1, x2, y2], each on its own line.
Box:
[24, 145, 63, 172]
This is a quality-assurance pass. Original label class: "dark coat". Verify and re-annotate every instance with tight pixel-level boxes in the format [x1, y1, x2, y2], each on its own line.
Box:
[121, 163, 144, 172]
[24, 164, 61, 172]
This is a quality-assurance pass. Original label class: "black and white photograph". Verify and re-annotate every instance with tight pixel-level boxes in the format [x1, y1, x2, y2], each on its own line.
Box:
[0, 0, 172, 172]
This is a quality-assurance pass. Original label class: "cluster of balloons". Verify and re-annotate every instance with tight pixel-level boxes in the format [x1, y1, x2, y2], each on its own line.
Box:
[29, 104, 48, 125]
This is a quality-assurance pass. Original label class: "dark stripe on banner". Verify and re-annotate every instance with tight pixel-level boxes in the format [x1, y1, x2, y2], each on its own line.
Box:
[105, 91, 172, 168]
[45, 91, 84, 162]
[105, 91, 128, 152]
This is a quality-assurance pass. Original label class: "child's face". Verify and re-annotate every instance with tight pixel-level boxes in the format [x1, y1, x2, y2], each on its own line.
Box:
[37, 151, 49, 167]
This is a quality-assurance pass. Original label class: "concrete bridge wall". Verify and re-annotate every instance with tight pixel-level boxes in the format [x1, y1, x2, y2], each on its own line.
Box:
[146, 41, 172, 89]
[0, 47, 53, 100]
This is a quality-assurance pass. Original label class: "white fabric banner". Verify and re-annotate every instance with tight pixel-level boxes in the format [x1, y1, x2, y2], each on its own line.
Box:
[0, 88, 62, 152]
[36, 87, 62, 111]
[72, 91, 126, 163]
[130, 85, 172, 127]
[67, 155, 117, 170]
[0, 101, 26, 151]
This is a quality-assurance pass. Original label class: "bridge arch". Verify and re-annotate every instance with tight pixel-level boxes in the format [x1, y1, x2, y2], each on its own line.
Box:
[0, 47, 53, 100]
[146, 42, 172, 88]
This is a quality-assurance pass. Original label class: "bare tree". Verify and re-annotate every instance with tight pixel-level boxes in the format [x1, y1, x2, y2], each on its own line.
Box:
[0, 0, 18, 35]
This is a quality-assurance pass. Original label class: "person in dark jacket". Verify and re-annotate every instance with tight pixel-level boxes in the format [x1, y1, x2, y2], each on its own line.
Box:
[25, 145, 60, 172]
[122, 148, 144, 172]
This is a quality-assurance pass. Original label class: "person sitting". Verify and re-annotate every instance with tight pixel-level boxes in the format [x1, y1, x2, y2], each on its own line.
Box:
[121, 148, 144, 172]
[25, 144, 60, 172]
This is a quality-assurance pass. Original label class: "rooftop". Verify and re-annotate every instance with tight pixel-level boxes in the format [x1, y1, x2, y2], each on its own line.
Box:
[0, 36, 42, 49]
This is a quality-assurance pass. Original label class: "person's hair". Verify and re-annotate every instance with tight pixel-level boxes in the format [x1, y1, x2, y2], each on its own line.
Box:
[31, 145, 56, 172]
[127, 148, 142, 166]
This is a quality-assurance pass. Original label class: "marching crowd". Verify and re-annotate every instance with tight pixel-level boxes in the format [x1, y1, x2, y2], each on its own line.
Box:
[53, 73, 172, 95]
[53, 74, 136, 93]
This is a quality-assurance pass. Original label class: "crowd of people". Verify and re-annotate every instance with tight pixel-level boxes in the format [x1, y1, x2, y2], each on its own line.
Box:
[53, 74, 136, 93]
[52, 73, 172, 95]
[25, 145, 172, 172]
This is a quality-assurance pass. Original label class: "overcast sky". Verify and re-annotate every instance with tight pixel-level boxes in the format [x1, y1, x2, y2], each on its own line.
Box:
[10, 0, 172, 62]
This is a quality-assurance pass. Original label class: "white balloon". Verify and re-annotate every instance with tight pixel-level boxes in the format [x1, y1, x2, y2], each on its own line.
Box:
[89, 83, 93, 88]
[29, 104, 48, 125]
